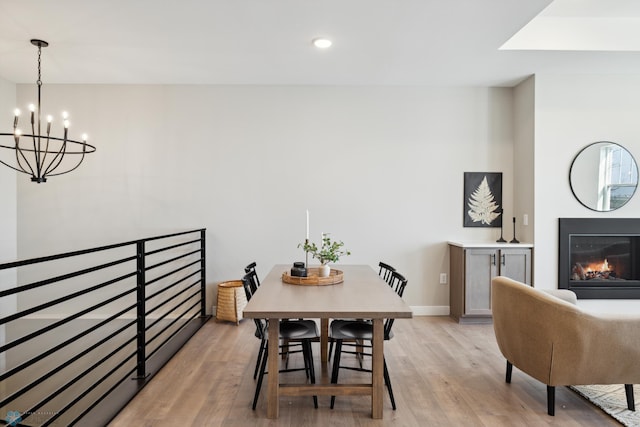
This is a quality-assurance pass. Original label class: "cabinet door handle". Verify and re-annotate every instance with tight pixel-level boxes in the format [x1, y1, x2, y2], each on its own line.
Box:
[491, 254, 496, 266]
[501, 254, 506, 266]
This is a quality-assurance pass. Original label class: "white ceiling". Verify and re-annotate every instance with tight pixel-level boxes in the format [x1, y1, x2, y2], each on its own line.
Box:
[1, 0, 640, 87]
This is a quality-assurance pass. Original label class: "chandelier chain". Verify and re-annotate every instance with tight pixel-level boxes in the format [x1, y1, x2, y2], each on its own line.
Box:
[37, 44, 42, 87]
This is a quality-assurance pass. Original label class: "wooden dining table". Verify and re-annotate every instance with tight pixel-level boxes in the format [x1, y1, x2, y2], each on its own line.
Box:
[242, 264, 413, 419]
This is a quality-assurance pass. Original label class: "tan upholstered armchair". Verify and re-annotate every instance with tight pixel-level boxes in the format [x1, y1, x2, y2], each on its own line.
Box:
[491, 276, 640, 415]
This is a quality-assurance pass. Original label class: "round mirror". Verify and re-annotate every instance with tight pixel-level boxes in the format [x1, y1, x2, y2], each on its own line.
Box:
[570, 141, 639, 211]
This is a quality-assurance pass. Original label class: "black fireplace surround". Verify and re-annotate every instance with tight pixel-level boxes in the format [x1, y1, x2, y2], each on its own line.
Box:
[559, 218, 640, 299]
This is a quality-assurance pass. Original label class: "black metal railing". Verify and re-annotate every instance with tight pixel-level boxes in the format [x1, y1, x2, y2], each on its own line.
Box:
[0, 229, 209, 426]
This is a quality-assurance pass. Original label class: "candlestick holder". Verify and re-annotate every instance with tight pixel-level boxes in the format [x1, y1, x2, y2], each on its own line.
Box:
[496, 213, 506, 243]
[510, 217, 520, 244]
[305, 238, 309, 267]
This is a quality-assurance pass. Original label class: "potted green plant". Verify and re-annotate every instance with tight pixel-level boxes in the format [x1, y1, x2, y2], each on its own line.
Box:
[299, 233, 351, 277]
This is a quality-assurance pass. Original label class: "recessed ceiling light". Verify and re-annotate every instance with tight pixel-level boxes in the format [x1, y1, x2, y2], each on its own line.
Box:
[312, 38, 332, 49]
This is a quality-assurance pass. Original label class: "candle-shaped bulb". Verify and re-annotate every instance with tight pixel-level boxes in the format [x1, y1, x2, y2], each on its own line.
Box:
[29, 104, 35, 125]
[63, 120, 69, 141]
[46, 115, 52, 134]
[13, 108, 20, 128]
[62, 111, 69, 120]
[81, 133, 88, 142]
[14, 129, 21, 137]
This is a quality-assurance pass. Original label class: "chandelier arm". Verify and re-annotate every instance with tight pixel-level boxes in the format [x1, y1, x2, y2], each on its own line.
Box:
[30, 132, 43, 179]
[46, 143, 87, 177]
[14, 136, 37, 177]
[0, 134, 96, 153]
[40, 136, 51, 174]
[42, 140, 68, 177]
[0, 158, 31, 175]
[0, 133, 33, 175]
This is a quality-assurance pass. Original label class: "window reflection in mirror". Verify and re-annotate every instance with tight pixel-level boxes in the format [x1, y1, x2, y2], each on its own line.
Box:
[569, 142, 638, 212]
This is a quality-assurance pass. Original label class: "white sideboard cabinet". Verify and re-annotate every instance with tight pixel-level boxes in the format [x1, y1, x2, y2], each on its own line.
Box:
[448, 242, 533, 324]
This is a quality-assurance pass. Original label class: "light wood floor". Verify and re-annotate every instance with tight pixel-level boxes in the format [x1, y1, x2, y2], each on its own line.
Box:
[109, 316, 618, 426]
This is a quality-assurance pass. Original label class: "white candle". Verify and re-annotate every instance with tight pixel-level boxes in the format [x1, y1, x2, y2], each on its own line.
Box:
[306, 210, 309, 240]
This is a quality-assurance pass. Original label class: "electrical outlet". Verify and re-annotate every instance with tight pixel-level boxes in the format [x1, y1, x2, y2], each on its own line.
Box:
[439, 273, 447, 284]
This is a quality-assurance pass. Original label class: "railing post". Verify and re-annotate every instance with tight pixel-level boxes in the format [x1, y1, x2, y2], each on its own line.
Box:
[200, 229, 207, 318]
[133, 240, 149, 379]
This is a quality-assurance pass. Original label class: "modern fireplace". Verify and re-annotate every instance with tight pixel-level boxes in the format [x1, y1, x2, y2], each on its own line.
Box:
[559, 218, 640, 299]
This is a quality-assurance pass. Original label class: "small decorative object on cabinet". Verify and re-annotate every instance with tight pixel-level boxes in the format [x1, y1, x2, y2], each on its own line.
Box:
[448, 242, 533, 324]
[509, 217, 520, 244]
[496, 209, 506, 243]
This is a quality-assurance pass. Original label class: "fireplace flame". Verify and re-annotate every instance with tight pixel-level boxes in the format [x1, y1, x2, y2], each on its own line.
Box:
[585, 258, 610, 273]
[572, 258, 616, 280]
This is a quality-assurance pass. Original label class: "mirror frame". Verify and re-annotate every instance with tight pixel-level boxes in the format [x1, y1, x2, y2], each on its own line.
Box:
[569, 141, 639, 212]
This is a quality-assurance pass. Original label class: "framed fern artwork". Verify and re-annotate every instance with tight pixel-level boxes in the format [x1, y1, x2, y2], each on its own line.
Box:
[463, 172, 503, 227]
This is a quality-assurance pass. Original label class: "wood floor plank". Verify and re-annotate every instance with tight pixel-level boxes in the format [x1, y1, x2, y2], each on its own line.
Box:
[108, 317, 618, 426]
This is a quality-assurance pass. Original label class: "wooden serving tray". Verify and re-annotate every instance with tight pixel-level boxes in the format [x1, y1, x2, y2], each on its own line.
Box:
[282, 268, 344, 286]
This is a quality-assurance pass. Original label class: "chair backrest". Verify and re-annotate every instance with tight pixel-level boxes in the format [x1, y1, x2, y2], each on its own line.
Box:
[384, 271, 408, 338]
[378, 262, 396, 286]
[244, 263, 261, 295]
[241, 273, 266, 338]
[388, 271, 407, 298]
[245, 261, 257, 274]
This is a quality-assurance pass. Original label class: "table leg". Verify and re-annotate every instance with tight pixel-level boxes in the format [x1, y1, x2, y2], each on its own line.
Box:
[321, 318, 329, 363]
[267, 318, 280, 419]
[371, 318, 384, 419]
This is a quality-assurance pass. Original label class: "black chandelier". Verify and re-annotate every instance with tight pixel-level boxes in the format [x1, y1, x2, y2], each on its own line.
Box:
[0, 39, 96, 183]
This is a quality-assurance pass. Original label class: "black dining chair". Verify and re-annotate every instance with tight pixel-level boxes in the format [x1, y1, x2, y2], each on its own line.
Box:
[329, 270, 408, 410]
[244, 262, 261, 293]
[327, 262, 397, 360]
[241, 273, 319, 410]
[243, 267, 267, 380]
[378, 262, 396, 286]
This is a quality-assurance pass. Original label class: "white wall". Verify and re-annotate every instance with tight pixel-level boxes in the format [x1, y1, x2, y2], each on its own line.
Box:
[533, 74, 640, 313]
[513, 76, 535, 246]
[14, 84, 517, 314]
[0, 76, 17, 386]
[0, 76, 17, 269]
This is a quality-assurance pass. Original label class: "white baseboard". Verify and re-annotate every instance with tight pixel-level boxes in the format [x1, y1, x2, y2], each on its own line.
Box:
[409, 305, 450, 316]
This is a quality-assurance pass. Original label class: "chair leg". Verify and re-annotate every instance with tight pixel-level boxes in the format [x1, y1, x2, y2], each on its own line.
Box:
[356, 339, 364, 368]
[383, 358, 396, 410]
[505, 361, 513, 383]
[547, 385, 555, 416]
[303, 340, 318, 409]
[330, 340, 343, 409]
[626, 384, 635, 411]
[328, 339, 334, 361]
[254, 338, 266, 380]
[253, 345, 269, 410]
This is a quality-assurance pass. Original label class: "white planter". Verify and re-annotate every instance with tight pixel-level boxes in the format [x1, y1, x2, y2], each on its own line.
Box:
[319, 264, 331, 277]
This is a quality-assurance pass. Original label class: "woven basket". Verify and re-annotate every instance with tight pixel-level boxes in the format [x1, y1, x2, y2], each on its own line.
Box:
[216, 280, 247, 325]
